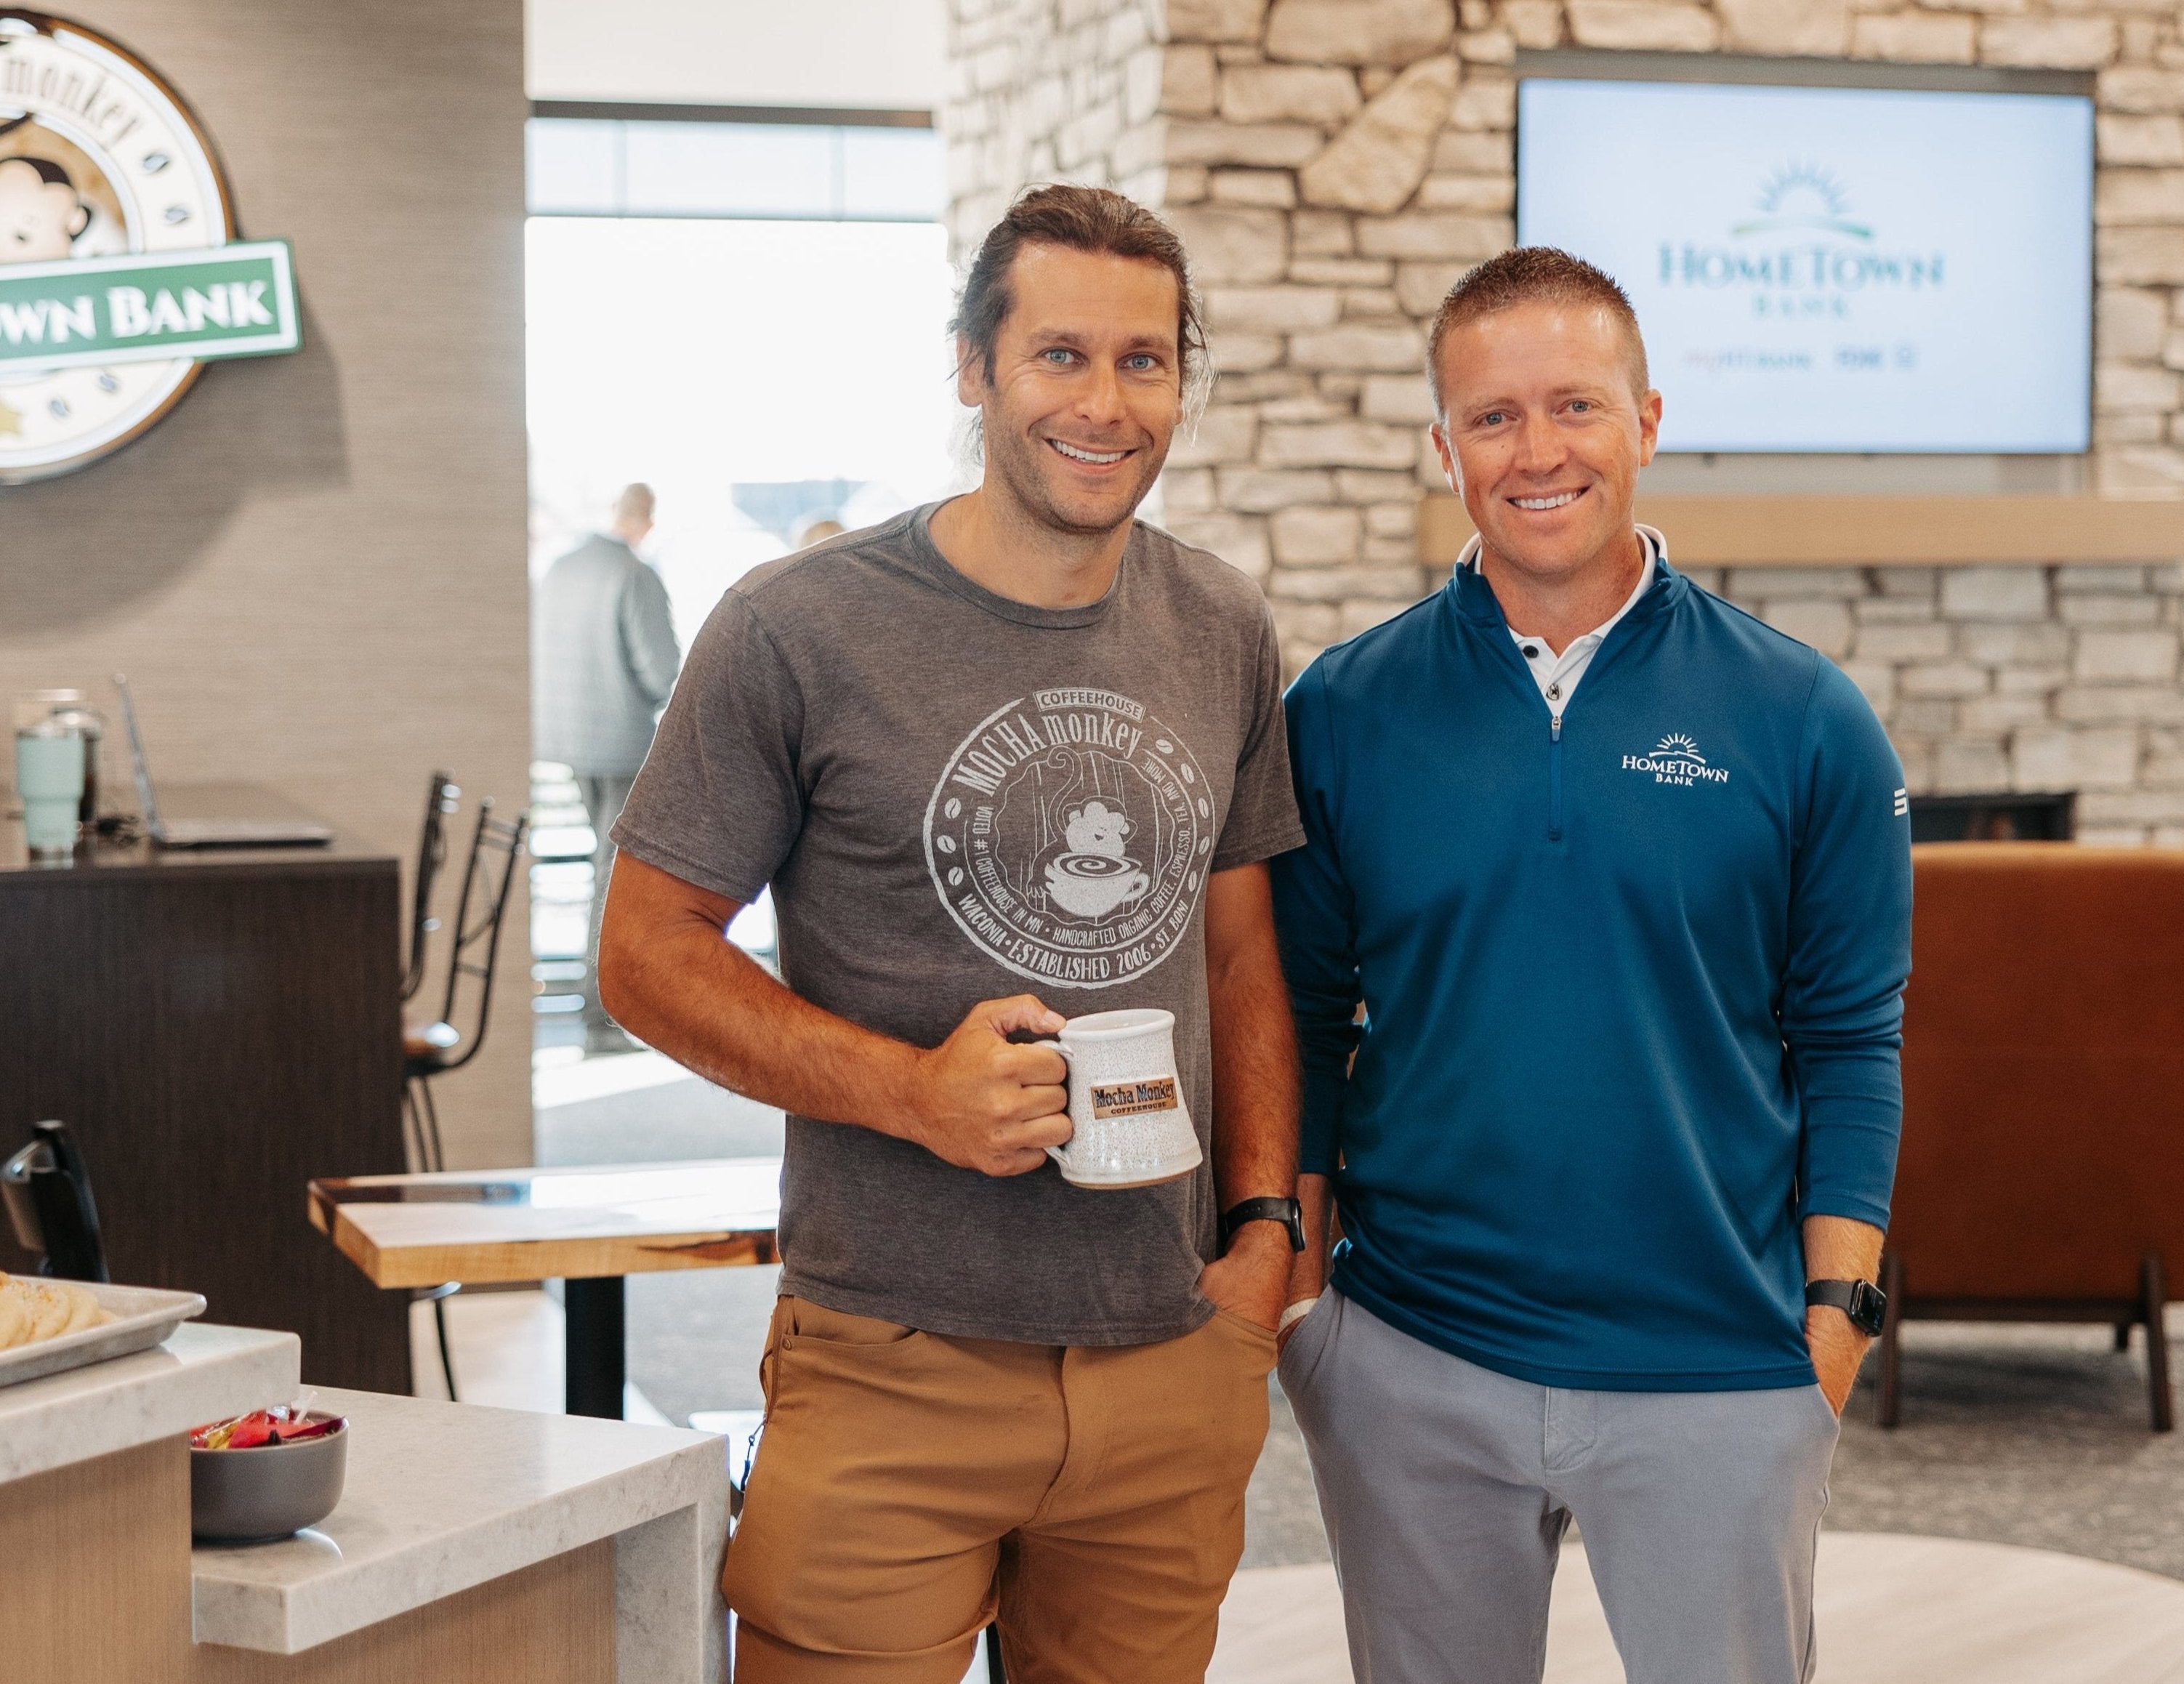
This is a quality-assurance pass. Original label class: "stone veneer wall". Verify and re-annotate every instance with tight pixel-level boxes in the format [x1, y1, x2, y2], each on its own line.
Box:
[946, 0, 2184, 839]
[1677, 563, 2184, 845]
[945, 0, 1169, 253]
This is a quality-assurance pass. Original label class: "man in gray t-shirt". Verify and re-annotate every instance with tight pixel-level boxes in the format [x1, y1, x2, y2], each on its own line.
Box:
[600, 186, 1305, 1684]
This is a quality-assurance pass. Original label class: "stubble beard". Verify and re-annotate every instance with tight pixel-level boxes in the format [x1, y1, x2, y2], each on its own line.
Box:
[984, 416, 1166, 542]
[1482, 504, 1640, 605]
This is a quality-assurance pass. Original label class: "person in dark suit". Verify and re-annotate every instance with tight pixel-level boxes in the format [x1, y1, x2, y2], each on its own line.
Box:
[533, 483, 680, 1052]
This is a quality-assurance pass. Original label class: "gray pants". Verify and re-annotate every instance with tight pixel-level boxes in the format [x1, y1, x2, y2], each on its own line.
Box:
[1281, 1290, 1840, 1684]
[578, 773, 635, 1034]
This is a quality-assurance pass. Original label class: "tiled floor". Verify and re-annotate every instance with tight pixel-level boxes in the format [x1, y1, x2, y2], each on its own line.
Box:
[1211, 1538, 2184, 1683]
[514, 1054, 2184, 1678]
[422, 1287, 2184, 1683]
[407, 1286, 673, 1425]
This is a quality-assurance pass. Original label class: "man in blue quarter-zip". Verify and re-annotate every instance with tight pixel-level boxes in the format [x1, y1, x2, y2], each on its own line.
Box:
[1268, 247, 1912, 1684]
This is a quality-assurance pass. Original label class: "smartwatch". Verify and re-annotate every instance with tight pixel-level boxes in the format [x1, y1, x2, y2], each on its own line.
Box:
[1220, 1196, 1307, 1253]
[1805, 1278, 1888, 1337]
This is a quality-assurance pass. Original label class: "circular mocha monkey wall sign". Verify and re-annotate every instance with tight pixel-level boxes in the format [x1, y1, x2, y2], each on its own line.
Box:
[0, 10, 297, 484]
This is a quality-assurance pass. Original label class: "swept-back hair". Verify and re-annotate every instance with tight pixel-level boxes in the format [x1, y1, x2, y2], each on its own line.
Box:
[951, 184, 1210, 418]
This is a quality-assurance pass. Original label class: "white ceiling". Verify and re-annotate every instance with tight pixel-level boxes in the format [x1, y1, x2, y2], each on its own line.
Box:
[526, 0, 947, 110]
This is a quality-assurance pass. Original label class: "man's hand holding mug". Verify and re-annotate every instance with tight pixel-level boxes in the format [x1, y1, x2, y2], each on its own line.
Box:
[903, 995, 1072, 1177]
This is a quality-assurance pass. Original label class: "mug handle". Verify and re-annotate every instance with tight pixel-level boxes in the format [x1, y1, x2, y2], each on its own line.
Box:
[1043, 1040, 1075, 1167]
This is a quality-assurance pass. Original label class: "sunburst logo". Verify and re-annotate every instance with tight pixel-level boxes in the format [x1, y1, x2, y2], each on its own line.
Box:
[1624, 731, 1729, 787]
[1733, 162, 1871, 241]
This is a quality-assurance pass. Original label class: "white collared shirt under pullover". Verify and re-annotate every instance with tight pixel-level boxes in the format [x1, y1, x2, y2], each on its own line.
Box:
[1456, 524, 1666, 717]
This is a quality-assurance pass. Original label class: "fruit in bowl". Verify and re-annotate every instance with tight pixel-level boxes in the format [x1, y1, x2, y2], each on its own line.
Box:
[189, 1403, 349, 1543]
[191, 1406, 345, 1450]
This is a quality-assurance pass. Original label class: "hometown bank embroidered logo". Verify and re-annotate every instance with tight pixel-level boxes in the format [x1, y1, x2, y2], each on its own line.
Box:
[1624, 733, 1730, 789]
[924, 689, 1214, 989]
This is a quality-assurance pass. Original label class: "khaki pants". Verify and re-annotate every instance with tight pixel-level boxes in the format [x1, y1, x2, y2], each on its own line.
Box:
[725, 1295, 1277, 1683]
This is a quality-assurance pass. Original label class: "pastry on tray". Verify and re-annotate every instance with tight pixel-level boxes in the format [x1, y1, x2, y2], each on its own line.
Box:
[0, 1272, 113, 1350]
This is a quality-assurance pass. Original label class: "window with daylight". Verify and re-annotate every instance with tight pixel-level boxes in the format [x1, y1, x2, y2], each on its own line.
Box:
[525, 110, 960, 1050]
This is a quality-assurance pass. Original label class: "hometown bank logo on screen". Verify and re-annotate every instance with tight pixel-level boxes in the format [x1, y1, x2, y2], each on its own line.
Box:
[1657, 162, 1946, 321]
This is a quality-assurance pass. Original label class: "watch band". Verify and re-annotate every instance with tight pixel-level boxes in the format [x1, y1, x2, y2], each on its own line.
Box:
[1278, 1298, 1319, 1336]
[1220, 1196, 1307, 1253]
[1805, 1278, 1888, 1337]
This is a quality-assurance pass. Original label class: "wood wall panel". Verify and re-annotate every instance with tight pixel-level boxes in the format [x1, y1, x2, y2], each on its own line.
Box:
[0, 854, 411, 1393]
[2, 1438, 194, 1684]
[1420, 493, 2184, 569]
[191, 1541, 616, 1684]
[1, 1437, 614, 1684]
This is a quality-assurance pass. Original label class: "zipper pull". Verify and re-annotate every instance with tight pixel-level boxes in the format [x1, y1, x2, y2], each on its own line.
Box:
[1547, 712, 1565, 841]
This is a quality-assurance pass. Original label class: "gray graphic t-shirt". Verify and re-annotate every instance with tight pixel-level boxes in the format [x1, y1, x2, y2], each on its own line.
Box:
[613, 504, 1305, 1346]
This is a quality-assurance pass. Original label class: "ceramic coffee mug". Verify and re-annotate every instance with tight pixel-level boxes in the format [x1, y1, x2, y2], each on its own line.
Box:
[1045, 1008, 1202, 1190]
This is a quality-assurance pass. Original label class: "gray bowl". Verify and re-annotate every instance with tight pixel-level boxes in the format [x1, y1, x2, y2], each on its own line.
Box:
[190, 1416, 348, 1544]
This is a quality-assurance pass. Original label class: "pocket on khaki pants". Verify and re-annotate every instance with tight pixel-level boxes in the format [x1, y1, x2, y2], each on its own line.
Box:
[783, 1295, 919, 1347]
[1206, 1304, 1281, 1379]
[725, 1305, 1053, 1665]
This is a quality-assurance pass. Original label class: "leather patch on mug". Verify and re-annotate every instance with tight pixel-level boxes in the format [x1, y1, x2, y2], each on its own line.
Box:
[1089, 1077, 1180, 1119]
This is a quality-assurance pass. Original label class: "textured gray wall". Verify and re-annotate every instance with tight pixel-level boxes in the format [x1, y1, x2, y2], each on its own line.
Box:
[0, 0, 533, 1167]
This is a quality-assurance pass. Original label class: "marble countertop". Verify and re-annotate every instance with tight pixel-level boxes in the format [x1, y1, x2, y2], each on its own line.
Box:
[191, 1385, 731, 1659]
[0, 1322, 299, 1486]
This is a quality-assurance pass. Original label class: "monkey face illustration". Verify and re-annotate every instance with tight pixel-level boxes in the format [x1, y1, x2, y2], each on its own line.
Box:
[0, 156, 90, 264]
[1062, 800, 1133, 860]
[1044, 797, 1151, 922]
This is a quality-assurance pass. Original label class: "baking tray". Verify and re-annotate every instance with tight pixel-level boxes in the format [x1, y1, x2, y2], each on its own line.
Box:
[0, 1281, 207, 1389]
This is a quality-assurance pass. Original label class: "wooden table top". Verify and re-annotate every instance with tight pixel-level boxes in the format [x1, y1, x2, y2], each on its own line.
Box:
[307, 1158, 781, 1289]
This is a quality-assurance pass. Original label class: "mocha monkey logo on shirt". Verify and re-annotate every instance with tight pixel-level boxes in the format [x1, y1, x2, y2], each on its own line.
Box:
[924, 688, 1215, 989]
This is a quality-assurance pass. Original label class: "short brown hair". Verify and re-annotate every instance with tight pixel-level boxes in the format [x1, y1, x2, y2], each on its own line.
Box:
[951, 185, 1208, 403]
[1426, 246, 1648, 416]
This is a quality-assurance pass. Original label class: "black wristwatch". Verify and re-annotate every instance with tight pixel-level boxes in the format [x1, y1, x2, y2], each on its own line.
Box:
[1221, 1196, 1306, 1253]
[1805, 1278, 1887, 1337]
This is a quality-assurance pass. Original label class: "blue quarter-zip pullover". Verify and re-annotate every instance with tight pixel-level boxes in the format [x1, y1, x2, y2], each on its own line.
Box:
[1271, 548, 1913, 1391]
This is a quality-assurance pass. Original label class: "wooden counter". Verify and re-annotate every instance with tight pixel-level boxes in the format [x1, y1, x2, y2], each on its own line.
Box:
[1, 1325, 728, 1684]
[1, 1323, 298, 1684]
[0, 787, 409, 1393]
[192, 1387, 728, 1683]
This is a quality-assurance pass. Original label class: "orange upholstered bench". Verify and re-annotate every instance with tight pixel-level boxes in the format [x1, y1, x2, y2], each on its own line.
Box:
[1883, 843, 2183, 1431]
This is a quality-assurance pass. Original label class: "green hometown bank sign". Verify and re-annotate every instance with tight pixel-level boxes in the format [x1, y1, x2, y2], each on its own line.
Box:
[0, 240, 299, 373]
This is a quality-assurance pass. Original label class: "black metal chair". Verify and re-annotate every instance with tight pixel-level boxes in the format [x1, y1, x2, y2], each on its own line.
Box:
[400, 771, 461, 1004]
[401, 797, 528, 1399]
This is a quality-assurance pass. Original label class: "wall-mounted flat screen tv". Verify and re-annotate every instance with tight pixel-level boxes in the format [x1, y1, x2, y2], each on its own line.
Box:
[1516, 68, 2094, 454]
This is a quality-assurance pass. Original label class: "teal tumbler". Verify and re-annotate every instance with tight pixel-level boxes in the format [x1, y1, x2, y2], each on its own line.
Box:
[15, 722, 86, 858]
